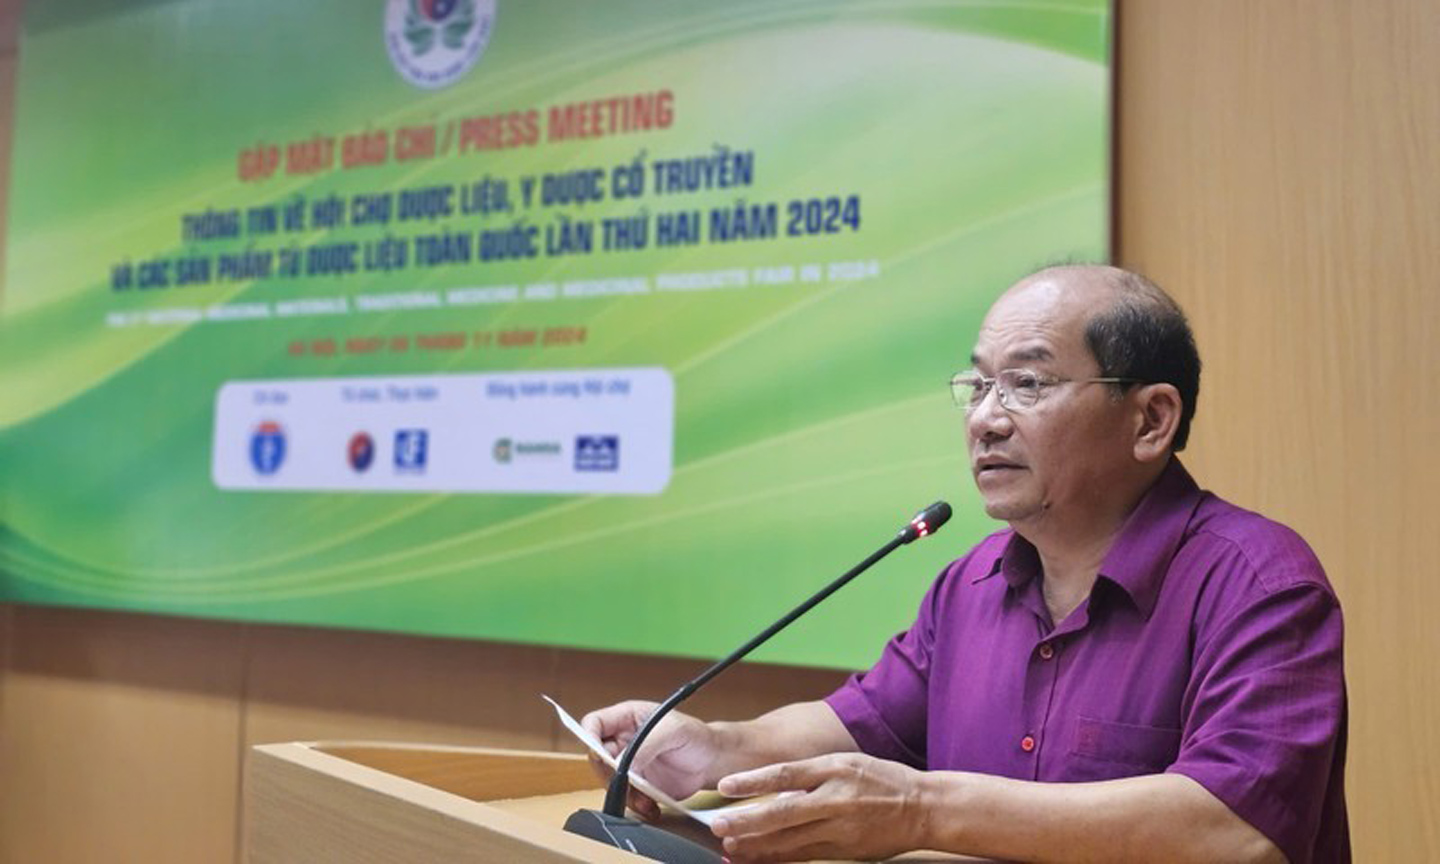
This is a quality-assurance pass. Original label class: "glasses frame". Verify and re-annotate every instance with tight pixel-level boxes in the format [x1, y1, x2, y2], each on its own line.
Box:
[950, 368, 1144, 413]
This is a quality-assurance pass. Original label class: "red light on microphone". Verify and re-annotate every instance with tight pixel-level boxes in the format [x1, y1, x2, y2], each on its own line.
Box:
[898, 501, 951, 544]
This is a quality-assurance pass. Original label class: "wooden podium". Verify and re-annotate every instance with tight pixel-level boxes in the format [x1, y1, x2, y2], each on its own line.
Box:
[246, 741, 973, 862]
[246, 741, 677, 862]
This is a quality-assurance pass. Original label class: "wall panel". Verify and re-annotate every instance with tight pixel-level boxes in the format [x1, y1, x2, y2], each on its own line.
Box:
[241, 628, 558, 752]
[1116, 1, 1440, 859]
[0, 607, 245, 863]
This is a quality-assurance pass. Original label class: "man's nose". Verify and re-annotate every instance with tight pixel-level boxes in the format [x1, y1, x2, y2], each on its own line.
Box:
[966, 387, 1013, 442]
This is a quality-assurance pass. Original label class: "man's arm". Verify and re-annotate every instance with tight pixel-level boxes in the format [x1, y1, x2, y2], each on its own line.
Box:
[709, 700, 861, 775]
[712, 756, 1286, 864]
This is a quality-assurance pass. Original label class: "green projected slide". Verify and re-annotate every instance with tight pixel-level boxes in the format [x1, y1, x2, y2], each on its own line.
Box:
[0, 0, 1110, 668]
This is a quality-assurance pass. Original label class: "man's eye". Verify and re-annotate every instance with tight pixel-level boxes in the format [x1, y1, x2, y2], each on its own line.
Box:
[1011, 373, 1042, 392]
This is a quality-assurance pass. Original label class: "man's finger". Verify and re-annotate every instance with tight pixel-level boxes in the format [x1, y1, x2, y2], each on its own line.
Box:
[580, 700, 651, 740]
[711, 788, 828, 838]
[717, 763, 785, 797]
[717, 756, 831, 797]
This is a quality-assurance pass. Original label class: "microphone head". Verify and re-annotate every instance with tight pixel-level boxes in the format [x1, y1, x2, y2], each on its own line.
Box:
[899, 500, 951, 543]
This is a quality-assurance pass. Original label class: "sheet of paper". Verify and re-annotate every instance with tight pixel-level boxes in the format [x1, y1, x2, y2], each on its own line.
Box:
[543, 695, 758, 827]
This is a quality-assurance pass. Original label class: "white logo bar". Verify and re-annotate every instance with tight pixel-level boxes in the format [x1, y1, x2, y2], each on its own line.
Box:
[212, 367, 673, 494]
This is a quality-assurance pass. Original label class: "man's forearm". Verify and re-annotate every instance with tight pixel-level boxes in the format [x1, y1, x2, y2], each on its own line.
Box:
[916, 771, 1285, 864]
[706, 700, 859, 784]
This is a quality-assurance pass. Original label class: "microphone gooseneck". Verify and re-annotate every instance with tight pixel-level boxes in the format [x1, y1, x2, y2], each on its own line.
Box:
[568, 501, 952, 862]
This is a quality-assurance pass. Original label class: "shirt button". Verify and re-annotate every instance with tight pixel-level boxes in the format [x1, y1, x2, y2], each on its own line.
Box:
[1038, 643, 1055, 660]
[1020, 735, 1036, 753]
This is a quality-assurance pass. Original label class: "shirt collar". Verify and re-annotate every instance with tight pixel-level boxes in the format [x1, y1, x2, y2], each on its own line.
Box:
[988, 458, 1204, 619]
[1097, 458, 1204, 618]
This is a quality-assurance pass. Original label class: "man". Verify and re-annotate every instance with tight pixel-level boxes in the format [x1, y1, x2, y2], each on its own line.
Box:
[583, 265, 1348, 863]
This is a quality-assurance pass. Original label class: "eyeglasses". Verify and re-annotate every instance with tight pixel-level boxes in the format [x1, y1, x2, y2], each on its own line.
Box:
[950, 368, 1142, 413]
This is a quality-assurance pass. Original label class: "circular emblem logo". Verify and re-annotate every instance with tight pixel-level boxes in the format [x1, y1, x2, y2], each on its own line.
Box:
[385, 0, 496, 90]
[348, 432, 376, 472]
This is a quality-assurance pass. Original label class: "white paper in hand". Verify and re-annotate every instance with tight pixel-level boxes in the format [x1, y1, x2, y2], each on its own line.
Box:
[542, 695, 755, 827]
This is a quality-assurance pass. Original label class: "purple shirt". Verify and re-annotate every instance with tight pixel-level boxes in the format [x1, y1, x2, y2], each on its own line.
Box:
[826, 460, 1348, 864]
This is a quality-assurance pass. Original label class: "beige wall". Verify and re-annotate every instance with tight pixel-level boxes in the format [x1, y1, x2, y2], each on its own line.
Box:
[3, 0, 1438, 860]
[1114, 1, 1440, 859]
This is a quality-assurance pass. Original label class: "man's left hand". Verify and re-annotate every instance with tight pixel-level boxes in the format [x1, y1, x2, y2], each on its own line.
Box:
[710, 753, 929, 863]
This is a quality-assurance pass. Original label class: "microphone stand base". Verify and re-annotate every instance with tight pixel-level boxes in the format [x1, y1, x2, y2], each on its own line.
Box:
[563, 809, 723, 863]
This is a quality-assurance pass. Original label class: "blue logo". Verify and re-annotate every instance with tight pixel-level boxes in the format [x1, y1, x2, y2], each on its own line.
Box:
[575, 435, 619, 472]
[394, 429, 429, 472]
[348, 432, 376, 472]
[250, 421, 286, 475]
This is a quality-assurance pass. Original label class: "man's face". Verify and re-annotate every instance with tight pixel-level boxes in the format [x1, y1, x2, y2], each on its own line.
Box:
[966, 273, 1135, 533]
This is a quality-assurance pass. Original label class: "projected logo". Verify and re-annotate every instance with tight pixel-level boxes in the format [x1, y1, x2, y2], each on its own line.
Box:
[492, 437, 513, 464]
[385, 0, 496, 90]
[249, 421, 287, 476]
[574, 435, 620, 472]
[494, 438, 562, 464]
[394, 429, 429, 473]
[348, 432, 376, 472]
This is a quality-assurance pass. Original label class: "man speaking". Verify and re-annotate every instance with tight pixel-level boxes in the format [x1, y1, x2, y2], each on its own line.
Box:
[583, 265, 1348, 863]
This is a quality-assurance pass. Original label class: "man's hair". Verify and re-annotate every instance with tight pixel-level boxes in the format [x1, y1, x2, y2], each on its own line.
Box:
[1083, 270, 1202, 451]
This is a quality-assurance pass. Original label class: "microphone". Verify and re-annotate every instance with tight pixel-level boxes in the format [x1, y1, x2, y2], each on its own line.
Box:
[563, 501, 952, 862]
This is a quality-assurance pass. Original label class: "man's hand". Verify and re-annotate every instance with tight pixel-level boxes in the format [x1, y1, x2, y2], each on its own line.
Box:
[580, 699, 860, 825]
[710, 753, 928, 863]
[580, 700, 721, 822]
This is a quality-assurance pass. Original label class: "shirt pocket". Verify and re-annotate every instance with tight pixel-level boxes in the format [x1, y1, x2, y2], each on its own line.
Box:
[1070, 716, 1182, 775]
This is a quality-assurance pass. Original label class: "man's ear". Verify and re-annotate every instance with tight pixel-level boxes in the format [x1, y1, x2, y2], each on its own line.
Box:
[1132, 383, 1183, 463]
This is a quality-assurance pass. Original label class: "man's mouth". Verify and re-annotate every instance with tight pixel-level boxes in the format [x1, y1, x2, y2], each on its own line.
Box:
[974, 459, 1024, 475]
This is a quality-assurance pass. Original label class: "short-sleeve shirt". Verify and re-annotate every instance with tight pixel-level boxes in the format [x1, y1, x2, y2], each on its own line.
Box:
[826, 459, 1349, 864]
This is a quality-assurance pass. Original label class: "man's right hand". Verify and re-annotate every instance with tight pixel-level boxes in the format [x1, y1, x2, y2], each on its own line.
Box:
[581, 700, 724, 821]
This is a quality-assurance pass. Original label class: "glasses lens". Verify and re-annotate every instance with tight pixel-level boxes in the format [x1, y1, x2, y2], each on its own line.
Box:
[951, 373, 987, 410]
[998, 369, 1044, 409]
